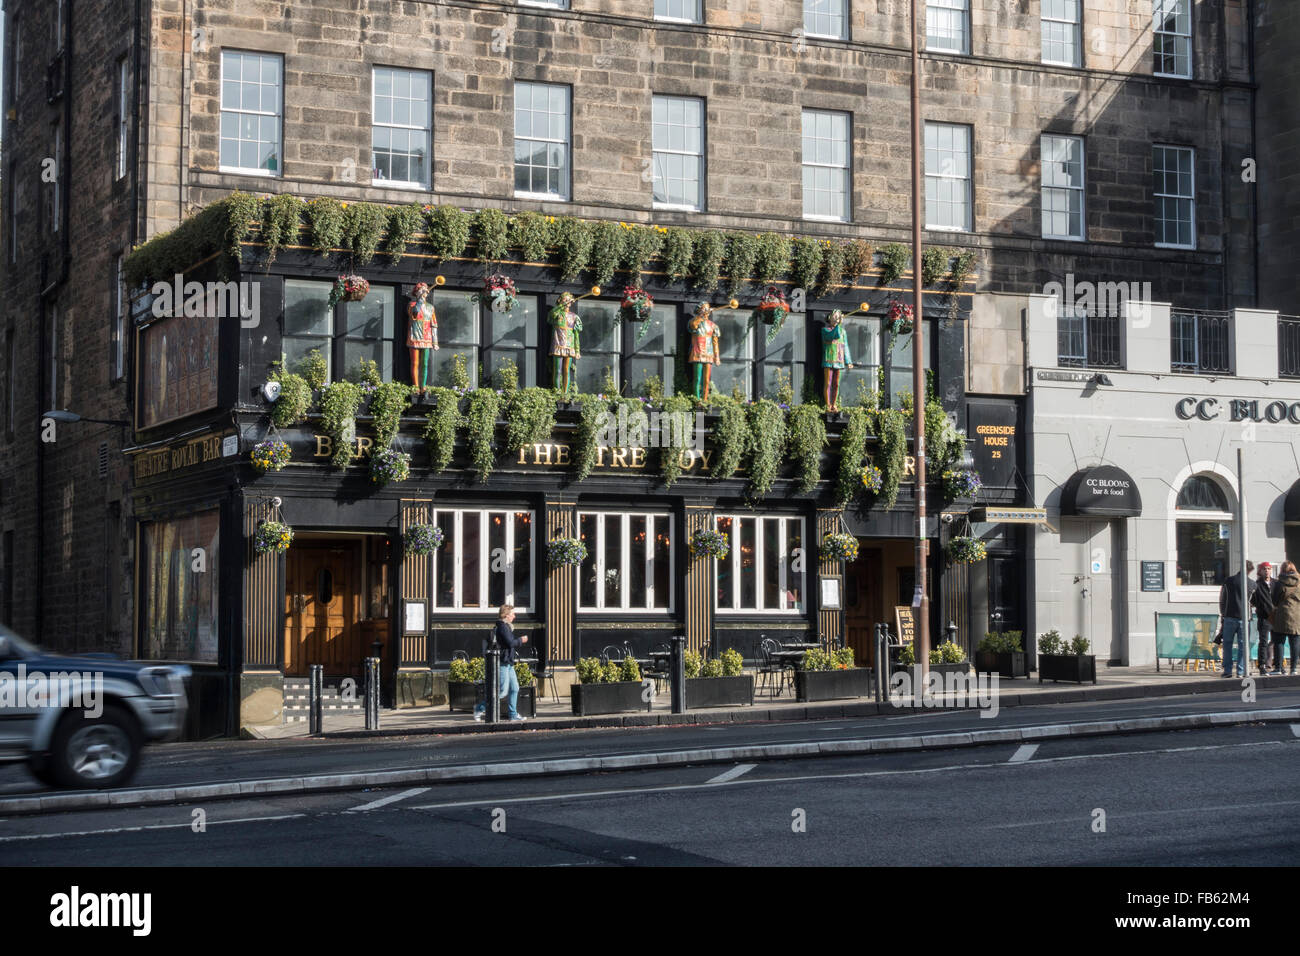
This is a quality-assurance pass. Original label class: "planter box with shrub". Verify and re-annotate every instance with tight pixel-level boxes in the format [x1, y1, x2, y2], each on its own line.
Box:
[892, 640, 971, 680]
[447, 658, 538, 717]
[976, 631, 1028, 679]
[683, 649, 753, 708]
[571, 656, 652, 716]
[1036, 630, 1097, 684]
[793, 646, 870, 702]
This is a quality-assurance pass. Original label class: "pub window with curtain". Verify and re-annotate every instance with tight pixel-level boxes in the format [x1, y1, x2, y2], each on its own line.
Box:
[282, 280, 395, 383]
[433, 509, 535, 612]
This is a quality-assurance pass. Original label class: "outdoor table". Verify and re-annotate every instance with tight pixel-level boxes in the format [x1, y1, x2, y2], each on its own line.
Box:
[770, 650, 807, 664]
[780, 642, 820, 651]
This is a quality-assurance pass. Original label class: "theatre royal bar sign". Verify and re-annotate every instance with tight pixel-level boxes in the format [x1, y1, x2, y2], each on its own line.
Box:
[1175, 396, 1300, 424]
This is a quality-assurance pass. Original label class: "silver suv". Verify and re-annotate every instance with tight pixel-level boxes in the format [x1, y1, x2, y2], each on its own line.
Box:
[0, 626, 190, 789]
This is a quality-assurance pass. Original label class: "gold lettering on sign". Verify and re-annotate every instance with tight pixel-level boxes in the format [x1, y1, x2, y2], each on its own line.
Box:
[557, 444, 571, 466]
[356, 436, 373, 458]
[595, 446, 607, 467]
[316, 435, 333, 459]
[904, 455, 916, 477]
[610, 447, 628, 467]
[630, 447, 646, 468]
[533, 443, 553, 465]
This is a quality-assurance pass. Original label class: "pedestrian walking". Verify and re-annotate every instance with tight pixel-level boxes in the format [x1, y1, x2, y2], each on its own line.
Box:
[1270, 562, 1300, 676]
[1218, 561, 1256, 678]
[474, 605, 529, 722]
[1253, 562, 1275, 674]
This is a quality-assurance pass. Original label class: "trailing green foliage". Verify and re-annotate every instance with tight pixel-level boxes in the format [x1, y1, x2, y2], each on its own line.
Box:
[306, 197, 346, 255]
[872, 406, 908, 509]
[844, 239, 875, 283]
[745, 399, 788, 501]
[296, 349, 328, 391]
[925, 397, 965, 474]
[511, 211, 553, 262]
[553, 217, 594, 280]
[755, 232, 792, 282]
[921, 246, 949, 287]
[122, 191, 261, 287]
[465, 388, 502, 481]
[690, 230, 727, 291]
[662, 227, 694, 281]
[572, 395, 607, 483]
[589, 220, 626, 286]
[620, 224, 663, 279]
[818, 239, 848, 294]
[341, 202, 389, 265]
[422, 387, 461, 473]
[790, 237, 824, 293]
[724, 231, 760, 293]
[835, 407, 870, 505]
[261, 193, 304, 265]
[503, 387, 558, 454]
[708, 394, 749, 479]
[879, 243, 910, 286]
[659, 394, 695, 487]
[425, 205, 471, 260]
[474, 208, 510, 263]
[268, 362, 312, 428]
[384, 203, 425, 263]
[320, 381, 364, 469]
[947, 248, 977, 319]
[788, 403, 828, 494]
[370, 381, 412, 449]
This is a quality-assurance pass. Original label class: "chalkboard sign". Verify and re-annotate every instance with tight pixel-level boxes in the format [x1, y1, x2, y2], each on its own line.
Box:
[894, 606, 915, 645]
[1141, 561, 1165, 592]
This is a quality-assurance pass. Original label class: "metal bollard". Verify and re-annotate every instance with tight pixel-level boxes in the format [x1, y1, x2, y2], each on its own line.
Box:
[874, 624, 885, 703]
[484, 647, 501, 723]
[364, 657, 380, 730]
[309, 664, 323, 737]
[670, 635, 687, 714]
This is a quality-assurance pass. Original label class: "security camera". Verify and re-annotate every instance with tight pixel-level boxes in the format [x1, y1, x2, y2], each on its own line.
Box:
[940, 513, 954, 524]
[262, 380, 282, 402]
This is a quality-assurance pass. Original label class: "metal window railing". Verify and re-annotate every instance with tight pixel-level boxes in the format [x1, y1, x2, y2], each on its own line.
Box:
[1058, 312, 1123, 369]
[1280, 317, 1300, 379]
[1171, 311, 1232, 375]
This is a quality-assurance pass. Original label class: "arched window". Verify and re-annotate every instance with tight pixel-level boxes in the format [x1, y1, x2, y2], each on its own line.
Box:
[1174, 474, 1233, 588]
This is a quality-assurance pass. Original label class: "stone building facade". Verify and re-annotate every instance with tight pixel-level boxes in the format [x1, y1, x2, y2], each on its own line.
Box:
[0, 0, 1289, 725]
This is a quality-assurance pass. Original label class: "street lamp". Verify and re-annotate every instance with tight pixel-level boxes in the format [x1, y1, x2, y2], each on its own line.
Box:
[42, 409, 130, 427]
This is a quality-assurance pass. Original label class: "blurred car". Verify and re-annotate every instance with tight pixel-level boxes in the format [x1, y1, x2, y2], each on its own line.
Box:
[0, 625, 189, 789]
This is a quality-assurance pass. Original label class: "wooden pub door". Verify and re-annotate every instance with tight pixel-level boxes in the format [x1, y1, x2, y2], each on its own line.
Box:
[844, 547, 883, 667]
[284, 541, 363, 679]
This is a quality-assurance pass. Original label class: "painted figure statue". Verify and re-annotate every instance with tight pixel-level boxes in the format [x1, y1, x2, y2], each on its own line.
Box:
[407, 283, 438, 392]
[821, 309, 853, 412]
[549, 292, 582, 394]
[688, 302, 721, 400]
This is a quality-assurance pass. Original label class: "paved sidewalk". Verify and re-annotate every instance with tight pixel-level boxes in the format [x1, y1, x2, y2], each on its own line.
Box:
[246, 664, 1293, 740]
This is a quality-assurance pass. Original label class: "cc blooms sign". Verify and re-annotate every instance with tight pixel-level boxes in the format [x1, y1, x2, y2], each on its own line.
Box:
[1176, 396, 1300, 424]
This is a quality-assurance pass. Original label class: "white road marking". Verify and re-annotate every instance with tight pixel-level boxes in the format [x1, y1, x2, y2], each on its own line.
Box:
[985, 798, 1300, 829]
[1291, 724, 1300, 738]
[1009, 744, 1039, 763]
[0, 813, 305, 843]
[706, 764, 756, 784]
[347, 787, 429, 813]
[410, 738, 1294, 813]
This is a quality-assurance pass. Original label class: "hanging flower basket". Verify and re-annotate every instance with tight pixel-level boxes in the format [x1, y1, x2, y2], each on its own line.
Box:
[369, 449, 411, 486]
[942, 468, 982, 499]
[946, 536, 988, 564]
[887, 299, 914, 337]
[250, 439, 291, 473]
[820, 532, 860, 562]
[547, 537, 588, 567]
[473, 273, 518, 313]
[620, 286, 654, 322]
[329, 274, 370, 308]
[752, 286, 790, 325]
[254, 520, 293, 555]
[688, 528, 730, 561]
[404, 523, 445, 556]
[860, 465, 884, 495]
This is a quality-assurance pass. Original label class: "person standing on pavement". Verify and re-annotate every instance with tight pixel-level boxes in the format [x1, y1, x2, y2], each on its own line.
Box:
[475, 605, 528, 722]
[1253, 563, 1275, 675]
[1218, 561, 1255, 678]
[1270, 562, 1300, 676]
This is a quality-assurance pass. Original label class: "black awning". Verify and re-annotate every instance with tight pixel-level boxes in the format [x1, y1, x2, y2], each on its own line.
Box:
[1060, 465, 1142, 517]
[1285, 480, 1300, 523]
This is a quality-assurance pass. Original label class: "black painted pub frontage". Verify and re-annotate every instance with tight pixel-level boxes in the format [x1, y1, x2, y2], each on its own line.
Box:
[127, 227, 1000, 737]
